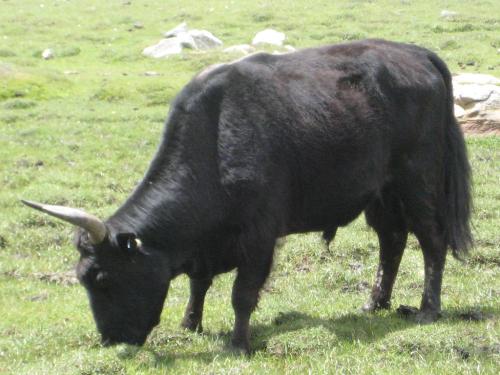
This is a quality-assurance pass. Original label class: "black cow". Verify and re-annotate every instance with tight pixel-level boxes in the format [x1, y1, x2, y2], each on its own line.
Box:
[23, 39, 472, 354]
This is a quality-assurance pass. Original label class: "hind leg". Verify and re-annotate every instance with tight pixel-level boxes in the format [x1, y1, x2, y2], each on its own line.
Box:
[397, 156, 448, 323]
[363, 191, 408, 312]
[413, 226, 447, 323]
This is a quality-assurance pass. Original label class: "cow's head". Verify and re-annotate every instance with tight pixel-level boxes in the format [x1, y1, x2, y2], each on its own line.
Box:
[21, 200, 170, 346]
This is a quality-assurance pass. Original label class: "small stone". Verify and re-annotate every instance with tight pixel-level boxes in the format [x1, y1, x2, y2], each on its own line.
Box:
[223, 44, 256, 55]
[284, 45, 296, 52]
[42, 48, 54, 60]
[252, 29, 286, 46]
[133, 21, 144, 29]
[144, 71, 160, 76]
[440, 10, 458, 18]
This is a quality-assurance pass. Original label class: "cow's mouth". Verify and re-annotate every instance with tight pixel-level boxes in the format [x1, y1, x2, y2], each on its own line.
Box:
[101, 333, 147, 347]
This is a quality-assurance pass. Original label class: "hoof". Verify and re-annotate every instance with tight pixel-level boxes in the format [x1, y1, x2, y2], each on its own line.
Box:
[415, 310, 441, 324]
[396, 305, 441, 323]
[362, 300, 390, 313]
[229, 339, 251, 356]
[180, 319, 203, 333]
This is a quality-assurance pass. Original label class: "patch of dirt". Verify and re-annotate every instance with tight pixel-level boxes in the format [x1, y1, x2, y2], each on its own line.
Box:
[1, 269, 21, 279]
[15, 158, 44, 168]
[461, 121, 500, 135]
[467, 254, 500, 267]
[340, 280, 369, 293]
[34, 270, 78, 286]
[295, 256, 312, 273]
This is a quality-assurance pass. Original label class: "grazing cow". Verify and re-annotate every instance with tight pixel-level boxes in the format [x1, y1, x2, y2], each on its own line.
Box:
[23, 39, 472, 354]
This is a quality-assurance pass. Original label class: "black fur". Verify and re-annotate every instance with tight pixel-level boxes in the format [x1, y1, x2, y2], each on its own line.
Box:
[69, 39, 472, 351]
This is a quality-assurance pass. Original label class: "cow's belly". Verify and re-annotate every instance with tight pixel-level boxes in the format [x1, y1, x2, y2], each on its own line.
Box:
[285, 188, 375, 234]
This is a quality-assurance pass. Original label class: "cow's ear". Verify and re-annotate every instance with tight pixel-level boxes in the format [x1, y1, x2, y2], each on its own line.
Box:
[116, 233, 141, 253]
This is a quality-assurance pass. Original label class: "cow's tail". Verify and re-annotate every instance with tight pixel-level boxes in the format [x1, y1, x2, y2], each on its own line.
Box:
[429, 53, 473, 260]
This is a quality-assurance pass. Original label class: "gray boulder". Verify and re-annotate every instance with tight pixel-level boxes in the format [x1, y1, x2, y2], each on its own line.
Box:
[143, 38, 184, 58]
[188, 29, 223, 49]
[144, 23, 223, 58]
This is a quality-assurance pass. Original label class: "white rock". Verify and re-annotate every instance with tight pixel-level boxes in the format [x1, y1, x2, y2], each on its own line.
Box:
[188, 29, 223, 49]
[484, 90, 500, 110]
[144, 71, 160, 76]
[252, 29, 286, 46]
[454, 104, 465, 118]
[142, 38, 184, 58]
[42, 48, 54, 60]
[284, 45, 296, 52]
[453, 73, 500, 134]
[224, 44, 256, 54]
[164, 22, 188, 38]
[440, 10, 457, 18]
[454, 84, 498, 107]
[453, 73, 500, 86]
[177, 33, 197, 49]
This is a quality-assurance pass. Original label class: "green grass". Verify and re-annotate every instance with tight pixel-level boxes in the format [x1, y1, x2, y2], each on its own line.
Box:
[0, 0, 499, 374]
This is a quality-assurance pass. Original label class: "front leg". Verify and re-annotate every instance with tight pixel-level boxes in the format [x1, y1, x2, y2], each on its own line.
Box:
[181, 278, 212, 333]
[231, 250, 274, 354]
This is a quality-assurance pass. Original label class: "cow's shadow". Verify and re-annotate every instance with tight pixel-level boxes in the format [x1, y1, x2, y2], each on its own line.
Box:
[146, 308, 416, 366]
[145, 305, 497, 367]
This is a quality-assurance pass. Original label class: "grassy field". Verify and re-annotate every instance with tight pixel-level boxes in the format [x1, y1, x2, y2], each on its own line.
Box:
[1, 0, 499, 373]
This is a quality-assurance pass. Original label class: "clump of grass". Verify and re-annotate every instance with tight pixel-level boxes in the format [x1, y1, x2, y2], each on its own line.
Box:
[0, 69, 71, 101]
[59, 46, 81, 57]
[92, 83, 135, 103]
[138, 82, 179, 107]
[440, 39, 460, 50]
[0, 49, 16, 57]
[251, 13, 274, 23]
[0, 74, 47, 100]
[3, 98, 37, 109]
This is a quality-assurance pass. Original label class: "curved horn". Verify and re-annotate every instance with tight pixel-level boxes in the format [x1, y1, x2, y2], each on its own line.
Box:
[21, 199, 107, 244]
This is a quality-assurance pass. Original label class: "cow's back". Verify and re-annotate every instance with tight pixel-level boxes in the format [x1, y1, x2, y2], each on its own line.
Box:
[181, 40, 448, 234]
